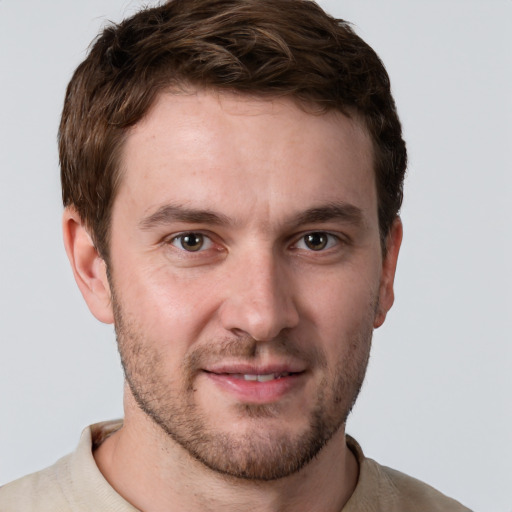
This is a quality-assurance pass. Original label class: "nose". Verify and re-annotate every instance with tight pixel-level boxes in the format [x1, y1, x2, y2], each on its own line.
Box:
[219, 250, 300, 341]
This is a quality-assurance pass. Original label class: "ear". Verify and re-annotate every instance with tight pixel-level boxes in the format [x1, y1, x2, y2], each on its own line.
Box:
[374, 217, 403, 328]
[62, 207, 114, 324]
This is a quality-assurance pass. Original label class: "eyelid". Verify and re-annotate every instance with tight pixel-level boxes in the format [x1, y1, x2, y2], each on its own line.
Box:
[163, 230, 221, 252]
[292, 231, 341, 251]
[162, 229, 346, 255]
[171, 232, 213, 252]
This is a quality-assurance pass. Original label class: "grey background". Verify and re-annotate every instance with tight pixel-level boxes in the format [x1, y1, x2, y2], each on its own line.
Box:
[0, 1, 510, 510]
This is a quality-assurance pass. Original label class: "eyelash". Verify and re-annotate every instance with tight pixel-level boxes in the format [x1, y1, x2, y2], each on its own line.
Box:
[167, 231, 341, 254]
[293, 232, 340, 252]
[169, 232, 214, 252]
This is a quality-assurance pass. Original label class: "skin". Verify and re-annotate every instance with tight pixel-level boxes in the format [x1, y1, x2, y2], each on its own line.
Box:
[63, 91, 402, 512]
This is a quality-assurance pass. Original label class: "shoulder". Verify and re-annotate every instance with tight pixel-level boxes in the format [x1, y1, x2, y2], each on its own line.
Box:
[0, 454, 73, 511]
[345, 436, 473, 512]
[376, 463, 473, 511]
[0, 421, 129, 512]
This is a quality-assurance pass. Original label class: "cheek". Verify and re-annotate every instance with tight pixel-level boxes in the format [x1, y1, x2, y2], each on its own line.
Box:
[298, 263, 381, 329]
[315, 298, 377, 361]
[113, 257, 225, 347]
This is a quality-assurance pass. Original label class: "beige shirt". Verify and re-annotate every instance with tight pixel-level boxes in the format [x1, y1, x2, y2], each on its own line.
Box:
[0, 421, 472, 511]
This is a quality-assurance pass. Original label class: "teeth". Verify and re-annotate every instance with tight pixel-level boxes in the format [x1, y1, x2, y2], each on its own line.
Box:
[242, 373, 290, 382]
[256, 374, 275, 382]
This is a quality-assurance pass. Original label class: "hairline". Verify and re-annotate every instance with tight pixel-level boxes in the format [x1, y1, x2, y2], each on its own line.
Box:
[94, 84, 391, 265]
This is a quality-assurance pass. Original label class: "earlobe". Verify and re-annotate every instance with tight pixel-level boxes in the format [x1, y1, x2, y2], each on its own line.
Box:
[62, 207, 114, 324]
[374, 217, 403, 328]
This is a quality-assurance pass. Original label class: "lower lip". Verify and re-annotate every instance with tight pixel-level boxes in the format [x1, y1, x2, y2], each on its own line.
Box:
[204, 372, 304, 404]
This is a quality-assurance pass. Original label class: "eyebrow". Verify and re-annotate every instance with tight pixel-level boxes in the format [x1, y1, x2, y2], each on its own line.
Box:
[139, 203, 231, 230]
[139, 201, 364, 231]
[291, 202, 364, 228]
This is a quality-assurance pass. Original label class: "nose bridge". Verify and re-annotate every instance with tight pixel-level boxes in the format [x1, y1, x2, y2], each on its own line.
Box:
[220, 244, 299, 341]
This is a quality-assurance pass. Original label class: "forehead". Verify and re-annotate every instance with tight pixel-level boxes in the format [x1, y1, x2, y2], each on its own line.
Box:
[117, 90, 377, 224]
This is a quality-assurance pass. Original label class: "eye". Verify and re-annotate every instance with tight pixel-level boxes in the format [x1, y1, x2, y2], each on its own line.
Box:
[170, 232, 212, 252]
[295, 232, 338, 251]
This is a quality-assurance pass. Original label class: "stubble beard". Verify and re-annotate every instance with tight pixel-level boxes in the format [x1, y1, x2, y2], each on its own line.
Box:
[113, 297, 374, 481]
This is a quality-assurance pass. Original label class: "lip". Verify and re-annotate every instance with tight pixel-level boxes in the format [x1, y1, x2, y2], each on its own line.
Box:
[202, 363, 307, 404]
[204, 362, 306, 375]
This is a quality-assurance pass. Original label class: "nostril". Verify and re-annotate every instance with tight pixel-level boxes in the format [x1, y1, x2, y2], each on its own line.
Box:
[218, 265, 300, 340]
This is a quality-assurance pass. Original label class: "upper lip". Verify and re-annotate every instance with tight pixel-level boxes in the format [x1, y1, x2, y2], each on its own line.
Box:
[203, 362, 306, 375]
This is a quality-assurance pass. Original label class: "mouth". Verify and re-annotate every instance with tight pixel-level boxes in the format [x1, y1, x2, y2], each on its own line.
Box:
[226, 372, 293, 382]
[202, 366, 306, 403]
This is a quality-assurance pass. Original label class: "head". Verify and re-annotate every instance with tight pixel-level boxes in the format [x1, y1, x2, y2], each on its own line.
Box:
[60, 0, 406, 264]
[61, 0, 406, 482]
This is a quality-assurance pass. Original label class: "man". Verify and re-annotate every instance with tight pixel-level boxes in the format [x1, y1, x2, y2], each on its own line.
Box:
[0, 0, 472, 510]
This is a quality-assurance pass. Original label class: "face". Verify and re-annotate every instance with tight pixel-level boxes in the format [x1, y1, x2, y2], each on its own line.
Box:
[104, 91, 400, 480]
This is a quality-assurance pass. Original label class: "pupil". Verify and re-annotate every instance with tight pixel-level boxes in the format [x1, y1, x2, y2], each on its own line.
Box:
[182, 233, 203, 251]
[305, 233, 327, 250]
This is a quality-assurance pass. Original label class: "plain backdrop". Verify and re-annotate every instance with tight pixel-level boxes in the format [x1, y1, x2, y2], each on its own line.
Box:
[0, 1, 510, 510]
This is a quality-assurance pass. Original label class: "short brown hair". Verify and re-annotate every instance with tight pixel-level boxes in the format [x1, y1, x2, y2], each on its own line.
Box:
[60, 0, 407, 260]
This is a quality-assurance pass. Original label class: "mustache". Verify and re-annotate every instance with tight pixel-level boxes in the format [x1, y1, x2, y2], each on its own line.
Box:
[183, 333, 327, 372]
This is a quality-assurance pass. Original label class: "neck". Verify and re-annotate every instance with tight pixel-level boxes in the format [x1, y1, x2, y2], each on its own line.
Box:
[94, 395, 358, 512]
